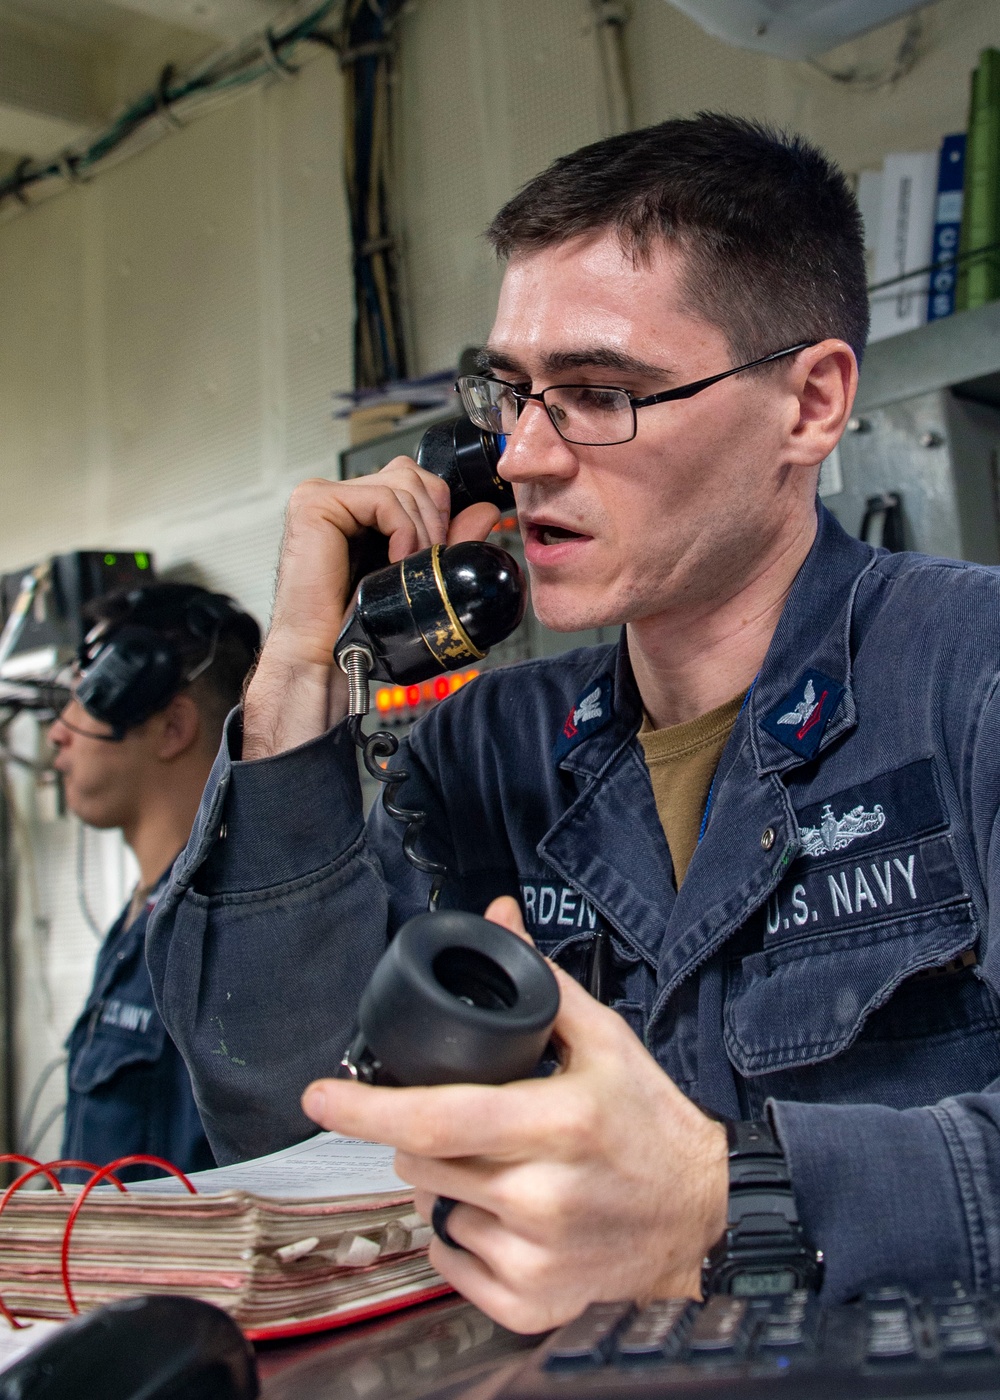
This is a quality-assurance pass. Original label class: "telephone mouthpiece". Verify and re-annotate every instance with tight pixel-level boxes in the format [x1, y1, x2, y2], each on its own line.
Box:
[334, 541, 527, 687]
[342, 909, 560, 1086]
[441, 541, 526, 652]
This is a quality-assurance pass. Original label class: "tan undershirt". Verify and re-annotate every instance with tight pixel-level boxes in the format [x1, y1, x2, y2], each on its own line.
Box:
[638, 691, 747, 886]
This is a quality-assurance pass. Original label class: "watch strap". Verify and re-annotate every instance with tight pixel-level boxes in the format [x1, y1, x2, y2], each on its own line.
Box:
[702, 1118, 823, 1296]
[724, 1118, 795, 1196]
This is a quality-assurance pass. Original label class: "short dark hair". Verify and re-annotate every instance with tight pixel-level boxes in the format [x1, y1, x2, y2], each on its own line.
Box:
[84, 582, 260, 739]
[486, 112, 869, 365]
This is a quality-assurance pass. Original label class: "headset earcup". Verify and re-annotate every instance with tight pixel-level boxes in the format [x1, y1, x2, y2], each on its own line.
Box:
[75, 626, 184, 735]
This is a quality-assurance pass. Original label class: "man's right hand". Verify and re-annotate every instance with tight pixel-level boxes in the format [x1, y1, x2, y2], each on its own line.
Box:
[243, 458, 500, 760]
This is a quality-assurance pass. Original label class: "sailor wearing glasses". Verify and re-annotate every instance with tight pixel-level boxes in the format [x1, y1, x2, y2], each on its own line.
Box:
[150, 114, 1000, 1328]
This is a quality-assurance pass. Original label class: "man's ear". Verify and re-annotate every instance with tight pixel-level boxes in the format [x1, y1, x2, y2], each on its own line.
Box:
[153, 692, 202, 762]
[785, 339, 858, 469]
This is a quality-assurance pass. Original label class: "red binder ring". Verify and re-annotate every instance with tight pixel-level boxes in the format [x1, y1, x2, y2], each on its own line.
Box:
[0, 1157, 124, 1327]
[60, 1155, 197, 1315]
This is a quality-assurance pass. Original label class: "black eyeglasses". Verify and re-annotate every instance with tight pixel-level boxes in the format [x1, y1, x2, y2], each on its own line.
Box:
[456, 342, 817, 447]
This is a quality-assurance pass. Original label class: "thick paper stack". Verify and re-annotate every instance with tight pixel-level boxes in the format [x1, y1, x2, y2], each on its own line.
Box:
[0, 1134, 448, 1340]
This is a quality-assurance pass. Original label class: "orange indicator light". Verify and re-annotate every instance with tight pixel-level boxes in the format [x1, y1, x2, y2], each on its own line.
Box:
[373, 669, 481, 717]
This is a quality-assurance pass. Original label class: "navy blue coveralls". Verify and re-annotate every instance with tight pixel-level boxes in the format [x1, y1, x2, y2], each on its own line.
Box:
[63, 873, 215, 1181]
[149, 507, 1000, 1299]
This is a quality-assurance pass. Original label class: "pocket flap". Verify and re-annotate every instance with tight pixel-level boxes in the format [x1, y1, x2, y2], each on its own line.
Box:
[724, 905, 977, 1076]
[69, 1012, 166, 1094]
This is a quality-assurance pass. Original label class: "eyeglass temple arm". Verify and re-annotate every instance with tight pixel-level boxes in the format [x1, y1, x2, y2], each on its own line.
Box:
[631, 342, 817, 408]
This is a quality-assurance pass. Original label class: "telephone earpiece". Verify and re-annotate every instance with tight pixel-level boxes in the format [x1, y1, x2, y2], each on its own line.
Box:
[415, 416, 513, 513]
[349, 415, 513, 586]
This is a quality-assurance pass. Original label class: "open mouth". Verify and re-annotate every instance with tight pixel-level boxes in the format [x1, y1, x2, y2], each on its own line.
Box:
[534, 524, 588, 546]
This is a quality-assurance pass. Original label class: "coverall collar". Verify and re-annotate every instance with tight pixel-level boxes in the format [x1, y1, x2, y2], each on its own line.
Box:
[557, 503, 877, 780]
[542, 504, 879, 975]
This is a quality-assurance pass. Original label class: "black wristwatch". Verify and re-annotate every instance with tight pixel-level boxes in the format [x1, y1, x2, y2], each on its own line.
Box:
[701, 1119, 823, 1297]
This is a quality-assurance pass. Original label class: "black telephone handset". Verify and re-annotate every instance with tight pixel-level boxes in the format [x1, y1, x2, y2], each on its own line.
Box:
[0, 1294, 257, 1400]
[332, 419, 556, 1090]
[347, 415, 514, 585]
[334, 414, 526, 693]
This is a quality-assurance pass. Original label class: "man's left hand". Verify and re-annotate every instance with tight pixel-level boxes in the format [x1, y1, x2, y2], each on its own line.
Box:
[301, 897, 728, 1334]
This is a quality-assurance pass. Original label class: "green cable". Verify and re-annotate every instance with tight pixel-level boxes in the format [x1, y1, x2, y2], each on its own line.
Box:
[0, 0, 340, 205]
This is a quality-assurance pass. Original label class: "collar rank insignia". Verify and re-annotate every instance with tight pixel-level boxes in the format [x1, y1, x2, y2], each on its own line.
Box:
[761, 668, 845, 761]
[553, 675, 613, 764]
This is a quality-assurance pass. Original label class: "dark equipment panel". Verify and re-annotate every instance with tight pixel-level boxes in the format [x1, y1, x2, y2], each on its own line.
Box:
[0, 550, 154, 664]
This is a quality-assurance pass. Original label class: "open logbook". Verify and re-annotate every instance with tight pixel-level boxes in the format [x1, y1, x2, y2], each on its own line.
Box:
[0, 1133, 448, 1340]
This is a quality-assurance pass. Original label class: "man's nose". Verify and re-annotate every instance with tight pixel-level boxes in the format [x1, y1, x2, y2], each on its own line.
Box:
[48, 711, 71, 749]
[498, 398, 578, 484]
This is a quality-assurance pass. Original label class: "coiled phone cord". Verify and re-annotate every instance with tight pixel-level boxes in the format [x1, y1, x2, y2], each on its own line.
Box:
[347, 714, 446, 912]
[341, 646, 446, 912]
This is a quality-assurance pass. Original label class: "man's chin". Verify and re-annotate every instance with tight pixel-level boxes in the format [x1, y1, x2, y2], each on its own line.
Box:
[531, 591, 621, 636]
[66, 798, 117, 830]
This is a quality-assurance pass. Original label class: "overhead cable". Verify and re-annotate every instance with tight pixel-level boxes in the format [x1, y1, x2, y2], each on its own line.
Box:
[338, 0, 408, 387]
[0, 0, 345, 218]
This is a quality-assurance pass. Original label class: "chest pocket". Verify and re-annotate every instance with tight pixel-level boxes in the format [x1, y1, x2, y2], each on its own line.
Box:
[724, 759, 983, 1085]
[68, 1001, 167, 1094]
[521, 881, 653, 1042]
[67, 902, 171, 1095]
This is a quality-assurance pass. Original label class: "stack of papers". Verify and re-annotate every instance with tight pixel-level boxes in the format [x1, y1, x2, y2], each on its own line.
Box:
[0, 1134, 447, 1339]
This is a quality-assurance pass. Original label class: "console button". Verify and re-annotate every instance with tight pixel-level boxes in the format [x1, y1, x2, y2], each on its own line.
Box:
[865, 1304, 918, 1361]
[686, 1297, 749, 1356]
[542, 1302, 635, 1370]
[933, 1302, 994, 1357]
[615, 1300, 692, 1360]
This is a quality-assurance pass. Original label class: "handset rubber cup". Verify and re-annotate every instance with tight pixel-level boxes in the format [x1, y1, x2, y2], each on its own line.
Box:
[416, 416, 514, 513]
[355, 910, 559, 1086]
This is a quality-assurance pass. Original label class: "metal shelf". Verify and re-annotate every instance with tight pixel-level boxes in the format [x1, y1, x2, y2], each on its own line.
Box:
[856, 301, 1000, 413]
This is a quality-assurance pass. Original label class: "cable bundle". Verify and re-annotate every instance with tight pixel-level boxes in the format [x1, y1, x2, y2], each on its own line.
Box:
[0, 0, 342, 217]
[338, 0, 408, 387]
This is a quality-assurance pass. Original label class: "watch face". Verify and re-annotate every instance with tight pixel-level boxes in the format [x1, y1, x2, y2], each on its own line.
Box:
[731, 1269, 799, 1297]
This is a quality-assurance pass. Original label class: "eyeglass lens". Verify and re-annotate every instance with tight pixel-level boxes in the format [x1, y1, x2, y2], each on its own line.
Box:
[460, 378, 635, 446]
